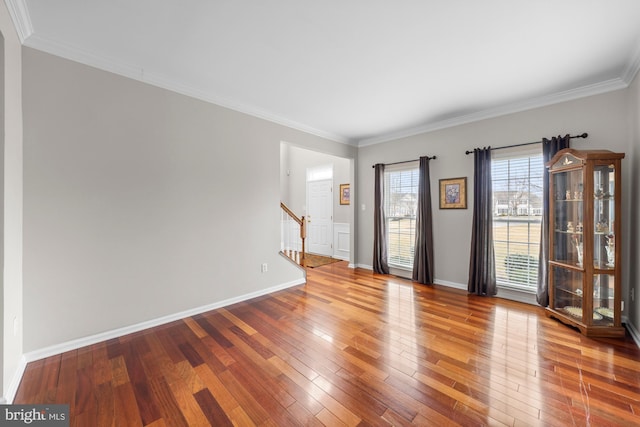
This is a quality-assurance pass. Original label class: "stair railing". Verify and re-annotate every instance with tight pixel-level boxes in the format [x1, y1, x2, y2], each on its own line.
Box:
[280, 202, 306, 264]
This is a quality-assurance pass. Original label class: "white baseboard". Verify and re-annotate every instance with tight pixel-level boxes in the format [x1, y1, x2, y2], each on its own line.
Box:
[433, 279, 467, 291]
[496, 287, 537, 305]
[623, 316, 640, 348]
[3, 355, 27, 404]
[23, 278, 306, 364]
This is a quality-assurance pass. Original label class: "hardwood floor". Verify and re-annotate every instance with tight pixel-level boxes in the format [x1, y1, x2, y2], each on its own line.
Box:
[14, 262, 640, 426]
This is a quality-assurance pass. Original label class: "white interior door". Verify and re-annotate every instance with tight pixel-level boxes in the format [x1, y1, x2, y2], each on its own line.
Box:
[307, 179, 333, 256]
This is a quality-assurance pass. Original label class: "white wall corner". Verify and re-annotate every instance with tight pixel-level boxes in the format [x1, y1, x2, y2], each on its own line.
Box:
[4, 0, 33, 43]
[3, 355, 28, 404]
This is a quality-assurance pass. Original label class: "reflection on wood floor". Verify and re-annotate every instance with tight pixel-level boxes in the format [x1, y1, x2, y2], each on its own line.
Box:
[14, 261, 640, 426]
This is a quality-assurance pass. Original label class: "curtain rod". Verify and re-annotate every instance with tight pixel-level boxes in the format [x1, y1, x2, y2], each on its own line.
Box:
[464, 132, 588, 155]
[371, 155, 436, 168]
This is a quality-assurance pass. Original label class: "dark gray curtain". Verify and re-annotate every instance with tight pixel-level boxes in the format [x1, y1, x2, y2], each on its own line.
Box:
[468, 148, 497, 296]
[373, 163, 389, 274]
[536, 135, 571, 306]
[413, 157, 434, 284]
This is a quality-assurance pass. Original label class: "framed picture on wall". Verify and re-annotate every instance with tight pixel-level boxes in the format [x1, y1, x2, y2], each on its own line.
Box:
[439, 177, 467, 209]
[340, 183, 350, 205]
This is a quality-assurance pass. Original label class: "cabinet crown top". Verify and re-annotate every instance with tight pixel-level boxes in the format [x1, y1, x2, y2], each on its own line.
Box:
[546, 148, 625, 169]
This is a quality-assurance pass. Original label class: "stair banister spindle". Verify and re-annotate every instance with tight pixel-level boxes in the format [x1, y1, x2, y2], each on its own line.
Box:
[280, 202, 306, 265]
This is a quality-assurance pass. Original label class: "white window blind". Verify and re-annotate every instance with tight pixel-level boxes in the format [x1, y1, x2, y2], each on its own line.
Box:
[384, 163, 419, 269]
[492, 148, 543, 290]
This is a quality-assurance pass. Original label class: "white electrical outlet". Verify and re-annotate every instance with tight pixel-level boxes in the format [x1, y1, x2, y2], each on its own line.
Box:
[261, 263, 268, 273]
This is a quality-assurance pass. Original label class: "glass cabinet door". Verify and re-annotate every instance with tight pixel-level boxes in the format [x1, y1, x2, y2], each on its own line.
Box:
[552, 169, 583, 267]
[593, 164, 616, 270]
[592, 163, 617, 326]
[592, 274, 616, 327]
[551, 265, 583, 318]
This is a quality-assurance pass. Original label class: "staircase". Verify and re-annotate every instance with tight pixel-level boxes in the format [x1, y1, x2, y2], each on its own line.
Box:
[280, 202, 306, 265]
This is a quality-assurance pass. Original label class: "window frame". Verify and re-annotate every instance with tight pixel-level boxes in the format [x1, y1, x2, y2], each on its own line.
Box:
[383, 162, 419, 271]
[491, 146, 543, 293]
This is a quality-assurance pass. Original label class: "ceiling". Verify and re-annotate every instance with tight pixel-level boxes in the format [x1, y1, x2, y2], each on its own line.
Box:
[8, 1, 640, 146]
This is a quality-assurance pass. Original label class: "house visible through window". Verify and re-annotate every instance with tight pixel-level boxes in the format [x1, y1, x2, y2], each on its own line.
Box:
[492, 148, 543, 291]
[384, 163, 419, 269]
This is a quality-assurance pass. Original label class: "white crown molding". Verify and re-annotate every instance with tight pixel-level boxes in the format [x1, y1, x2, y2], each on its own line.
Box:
[24, 34, 145, 81]
[24, 34, 355, 146]
[357, 78, 629, 147]
[20, 31, 638, 149]
[4, 0, 33, 43]
[622, 44, 640, 85]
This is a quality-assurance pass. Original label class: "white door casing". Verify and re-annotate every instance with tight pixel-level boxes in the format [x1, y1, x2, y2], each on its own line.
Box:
[307, 179, 333, 256]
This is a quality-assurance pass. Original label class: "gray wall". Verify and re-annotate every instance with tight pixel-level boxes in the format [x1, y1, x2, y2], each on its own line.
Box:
[628, 72, 640, 333]
[22, 47, 354, 352]
[356, 89, 633, 315]
[0, 2, 23, 402]
[0, 26, 4, 404]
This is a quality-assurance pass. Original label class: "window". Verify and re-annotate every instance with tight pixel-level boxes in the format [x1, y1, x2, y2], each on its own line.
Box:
[306, 164, 333, 182]
[492, 149, 543, 290]
[384, 164, 419, 269]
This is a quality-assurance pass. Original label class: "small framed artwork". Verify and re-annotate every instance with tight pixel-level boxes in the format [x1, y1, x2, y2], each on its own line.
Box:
[439, 177, 467, 209]
[339, 183, 350, 205]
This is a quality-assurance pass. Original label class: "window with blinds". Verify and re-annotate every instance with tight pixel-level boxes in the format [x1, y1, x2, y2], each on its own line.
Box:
[384, 164, 419, 269]
[492, 149, 543, 290]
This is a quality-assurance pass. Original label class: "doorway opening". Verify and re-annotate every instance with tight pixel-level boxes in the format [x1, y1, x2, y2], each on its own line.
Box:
[280, 143, 353, 264]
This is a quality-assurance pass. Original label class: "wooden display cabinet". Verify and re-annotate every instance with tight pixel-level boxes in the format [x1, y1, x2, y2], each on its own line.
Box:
[546, 148, 625, 337]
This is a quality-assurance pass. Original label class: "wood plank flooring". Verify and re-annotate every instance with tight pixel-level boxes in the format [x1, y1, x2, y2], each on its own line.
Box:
[14, 262, 640, 426]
